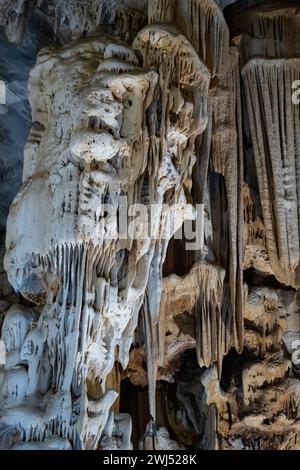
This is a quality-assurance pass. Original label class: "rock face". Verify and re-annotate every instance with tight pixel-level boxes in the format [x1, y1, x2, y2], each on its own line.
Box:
[1, 0, 300, 451]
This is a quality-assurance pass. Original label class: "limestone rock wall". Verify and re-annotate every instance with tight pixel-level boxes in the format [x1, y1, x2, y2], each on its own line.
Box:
[1, 0, 300, 451]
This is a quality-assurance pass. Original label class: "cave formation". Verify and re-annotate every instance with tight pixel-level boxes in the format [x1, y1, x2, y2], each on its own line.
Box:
[1, 0, 300, 451]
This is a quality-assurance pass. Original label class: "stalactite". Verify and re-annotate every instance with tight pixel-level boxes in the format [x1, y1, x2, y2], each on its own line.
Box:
[148, 0, 174, 24]
[1, 15, 210, 447]
[159, 262, 234, 373]
[53, 0, 103, 36]
[209, 47, 244, 353]
[149, 0, 229, 76]
[133, 21, 210, 426]
[235, 4, 300, 64]
[0, 0, 38, 43]
[175, 0, 230, 76]
[242, 58, 300, 288]
[2, 0, 300, 452]
[1, 34, 160, 449]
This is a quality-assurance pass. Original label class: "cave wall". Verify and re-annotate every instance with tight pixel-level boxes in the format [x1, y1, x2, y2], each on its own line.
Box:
[0, 0, 300, 450]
